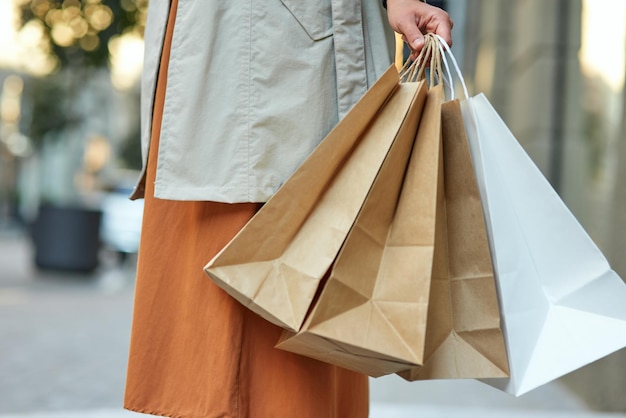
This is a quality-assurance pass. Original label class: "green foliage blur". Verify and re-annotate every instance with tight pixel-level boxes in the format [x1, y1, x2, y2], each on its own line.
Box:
[18, 0, 148, 70]
[14, 0, 147, 171]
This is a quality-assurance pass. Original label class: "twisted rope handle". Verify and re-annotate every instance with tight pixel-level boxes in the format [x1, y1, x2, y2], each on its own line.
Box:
[399, 33, 470, 102]
[399, 34, 444, 88]
[399, 34, 439, 82]
[434, 34, 469, 99]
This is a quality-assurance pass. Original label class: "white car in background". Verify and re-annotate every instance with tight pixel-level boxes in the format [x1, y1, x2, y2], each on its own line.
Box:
[100, 186, 143, 255]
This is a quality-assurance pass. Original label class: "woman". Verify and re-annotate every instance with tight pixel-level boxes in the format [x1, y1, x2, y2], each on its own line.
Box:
[124, 1, 453, 417]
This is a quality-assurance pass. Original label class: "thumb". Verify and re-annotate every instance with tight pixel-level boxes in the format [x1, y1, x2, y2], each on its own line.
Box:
[407, 28, 425, 53]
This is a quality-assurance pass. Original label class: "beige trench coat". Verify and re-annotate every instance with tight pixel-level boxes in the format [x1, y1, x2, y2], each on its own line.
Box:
[132, 0, 395, 203]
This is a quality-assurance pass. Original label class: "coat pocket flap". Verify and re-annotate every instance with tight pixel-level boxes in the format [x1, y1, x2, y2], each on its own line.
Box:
[280, 0, 333, 41]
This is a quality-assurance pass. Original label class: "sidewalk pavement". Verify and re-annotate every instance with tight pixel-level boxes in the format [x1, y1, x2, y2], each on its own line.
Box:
[0, 403, 623, 418]
[2, 230, 625, 418]
[1, 405, 626, 418]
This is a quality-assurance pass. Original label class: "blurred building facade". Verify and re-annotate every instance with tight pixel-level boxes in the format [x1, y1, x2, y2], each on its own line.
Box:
[450, 0, 626, 411]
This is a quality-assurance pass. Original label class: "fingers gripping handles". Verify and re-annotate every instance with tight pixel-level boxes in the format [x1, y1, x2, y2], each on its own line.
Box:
[399, 33, 469, 101]
[399, 33, 444, 86]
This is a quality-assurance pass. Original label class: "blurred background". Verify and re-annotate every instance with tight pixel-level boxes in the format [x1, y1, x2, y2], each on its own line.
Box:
[0, 0, 625, 417]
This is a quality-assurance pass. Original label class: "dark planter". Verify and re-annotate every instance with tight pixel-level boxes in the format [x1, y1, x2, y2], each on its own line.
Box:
[31, 204, 102, 272]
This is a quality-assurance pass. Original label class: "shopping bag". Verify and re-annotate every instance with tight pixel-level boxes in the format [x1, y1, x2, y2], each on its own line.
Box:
[276, 81, 440, 377]
[277, 35, 508, 379]
[204, 65, 427, 331]
[461, 83, 626, 396]
[398, 98, 509, 381]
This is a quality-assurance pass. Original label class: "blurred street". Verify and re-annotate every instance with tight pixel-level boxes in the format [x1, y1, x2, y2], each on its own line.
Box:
[0, 229, 135, 415]
[2, 229, 626, 418]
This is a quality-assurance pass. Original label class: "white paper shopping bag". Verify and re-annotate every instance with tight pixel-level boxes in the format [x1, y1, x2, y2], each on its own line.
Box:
[460, 93, 626, 396]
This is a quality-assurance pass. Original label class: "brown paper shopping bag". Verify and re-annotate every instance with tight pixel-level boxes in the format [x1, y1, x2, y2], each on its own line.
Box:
[398, 99, 509, 381]
[277, 88, 509, 379]
[276, 78, 444, 377]
[204, 66, 428, 331]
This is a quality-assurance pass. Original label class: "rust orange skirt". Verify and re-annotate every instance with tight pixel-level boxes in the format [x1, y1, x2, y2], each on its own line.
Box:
[123, 1, 368, 417]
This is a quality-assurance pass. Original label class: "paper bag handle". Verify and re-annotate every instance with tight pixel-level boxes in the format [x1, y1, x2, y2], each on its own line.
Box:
[399, 33, 444, 87]
[434, 33, 470, 100]
[397, 33, 467, 101]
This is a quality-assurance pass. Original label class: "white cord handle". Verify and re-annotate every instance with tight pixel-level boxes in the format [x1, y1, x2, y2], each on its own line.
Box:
[434, 34, 469, 99]
[437, 41, 454, 99]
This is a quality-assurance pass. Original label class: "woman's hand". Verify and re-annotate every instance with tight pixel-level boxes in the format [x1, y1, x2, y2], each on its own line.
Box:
[386, 0, 453, 59]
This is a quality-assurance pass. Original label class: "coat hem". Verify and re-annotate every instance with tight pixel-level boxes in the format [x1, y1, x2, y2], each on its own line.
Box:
[153, 182, 275, 204]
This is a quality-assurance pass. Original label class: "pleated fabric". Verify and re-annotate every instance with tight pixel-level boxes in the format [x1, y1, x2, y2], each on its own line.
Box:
[123, 0, 369, 417]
